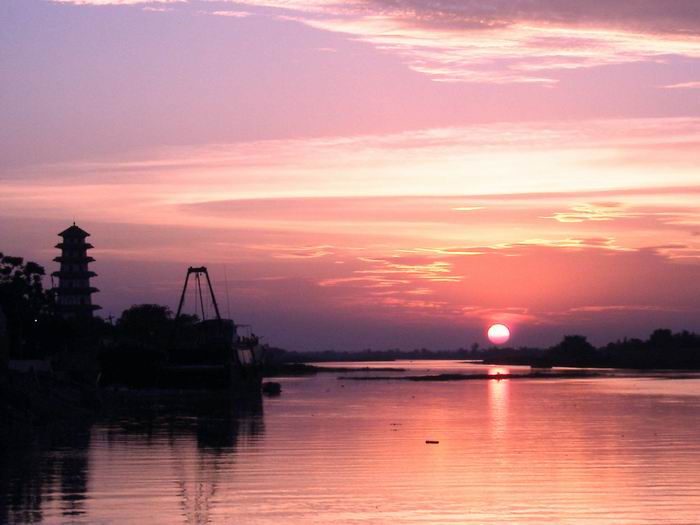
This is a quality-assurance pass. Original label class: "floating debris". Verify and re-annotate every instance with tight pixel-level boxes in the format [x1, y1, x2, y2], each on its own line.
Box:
[262, 382, 282, 396]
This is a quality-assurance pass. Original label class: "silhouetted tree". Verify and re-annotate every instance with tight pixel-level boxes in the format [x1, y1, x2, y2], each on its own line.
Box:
[0, 253, 54, 358]
[100, 304, 173, 387]
[116, 304, 173, 347]
[649, 329, 673, 348]
[547, 335, 598, 365]
[101, 304, 204, 386]
[554, 335, 594, 352]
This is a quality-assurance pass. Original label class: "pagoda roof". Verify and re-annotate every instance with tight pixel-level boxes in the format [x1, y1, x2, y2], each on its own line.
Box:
[52, 270, 98, 278]
[53, 255, 96, 264]
[55, 242, 94, 250]
[58, 223, 90, 238]
[53, 286, 100, 295]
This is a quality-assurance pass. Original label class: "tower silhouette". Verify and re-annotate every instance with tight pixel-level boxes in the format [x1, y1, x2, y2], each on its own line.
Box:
[52, 223, 100, 318]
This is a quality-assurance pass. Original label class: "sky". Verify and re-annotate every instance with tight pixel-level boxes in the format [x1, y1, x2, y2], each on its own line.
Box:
[1, 0, 700, 351]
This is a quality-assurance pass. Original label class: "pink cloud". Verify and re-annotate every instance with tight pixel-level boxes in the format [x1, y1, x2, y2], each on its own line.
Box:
[224, 0, 700, 82]
[50, 0, 700, 83]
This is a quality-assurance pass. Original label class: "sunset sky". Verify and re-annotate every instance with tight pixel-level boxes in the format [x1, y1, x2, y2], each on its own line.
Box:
[2, 0, 700, 350]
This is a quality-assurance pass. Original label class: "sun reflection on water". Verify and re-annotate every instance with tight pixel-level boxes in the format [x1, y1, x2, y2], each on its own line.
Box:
[488, 374, 510, 439]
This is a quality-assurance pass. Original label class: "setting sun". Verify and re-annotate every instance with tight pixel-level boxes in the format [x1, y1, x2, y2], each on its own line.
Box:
[488, 324, 511, 345]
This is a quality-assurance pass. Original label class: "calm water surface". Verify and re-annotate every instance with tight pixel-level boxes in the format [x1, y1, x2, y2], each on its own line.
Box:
[3, 361, 700, 524]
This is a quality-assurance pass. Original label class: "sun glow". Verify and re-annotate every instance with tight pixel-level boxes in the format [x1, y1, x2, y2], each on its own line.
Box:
[488, 324, 511, 345]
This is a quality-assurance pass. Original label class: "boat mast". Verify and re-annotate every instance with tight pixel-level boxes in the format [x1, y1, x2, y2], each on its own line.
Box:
[175, 266, 222, 321]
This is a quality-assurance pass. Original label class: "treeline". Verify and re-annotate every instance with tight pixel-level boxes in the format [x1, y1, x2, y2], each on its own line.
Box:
[266, 331, 700, 370]
[474, 331, 700, 369]
[264, 347, 476, 364]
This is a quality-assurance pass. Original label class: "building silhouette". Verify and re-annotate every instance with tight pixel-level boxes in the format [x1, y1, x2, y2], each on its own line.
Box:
[52, 224, 100, 318]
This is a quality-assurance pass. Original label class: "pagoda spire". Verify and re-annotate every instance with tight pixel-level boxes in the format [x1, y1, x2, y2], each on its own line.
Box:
[52, 223, 101, 318]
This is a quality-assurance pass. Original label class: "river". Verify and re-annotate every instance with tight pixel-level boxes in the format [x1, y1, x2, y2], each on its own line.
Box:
[2, 361, 700, 524]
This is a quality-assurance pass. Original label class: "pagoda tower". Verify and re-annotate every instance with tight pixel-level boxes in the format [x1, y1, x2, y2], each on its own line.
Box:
[52, 223, 100, 318]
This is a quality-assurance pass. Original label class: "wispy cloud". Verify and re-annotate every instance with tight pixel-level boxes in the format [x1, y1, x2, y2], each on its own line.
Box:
[142, 6, 175, 12]
[7, 117, 700, 200]
[513, 237, 633, 252]
[451, 206, 485, 212]
[52, 0, 183, 5]
[568, 305, 678, 314]
[661, 81, 700, 89]
[223, 0, 700, 83]
[292, 14, 700, 83]
[354, 258, 462, 283]
[50, 0, 700, 83]
[249, 244, 337, 259]
[543, 203, 639, 223]
[209, 10, 253, 18]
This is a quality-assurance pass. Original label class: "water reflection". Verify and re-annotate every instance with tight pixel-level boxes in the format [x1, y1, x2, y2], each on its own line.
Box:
[488, 376, 509, 438]
[0, 420, 92, 524]
[0, 396, 264, 525]
[103, 395, 264, 452]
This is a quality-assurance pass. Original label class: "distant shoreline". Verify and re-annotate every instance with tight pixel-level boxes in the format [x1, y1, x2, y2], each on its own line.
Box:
[266, 329, 700, 371]
[265, 361, 700, 380]
[337, 371, 599, 381]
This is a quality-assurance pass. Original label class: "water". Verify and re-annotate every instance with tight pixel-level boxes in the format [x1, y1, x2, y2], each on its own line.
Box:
[3, 361, 700, 524]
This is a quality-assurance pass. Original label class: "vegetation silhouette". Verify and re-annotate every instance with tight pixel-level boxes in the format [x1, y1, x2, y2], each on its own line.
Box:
[479, 330, 700, 369]
[1, 254, 57, 359]
[99, 304, 200, 388]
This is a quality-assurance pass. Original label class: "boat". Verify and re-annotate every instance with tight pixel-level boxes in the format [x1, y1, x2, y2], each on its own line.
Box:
[158, 266, 264, 395]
